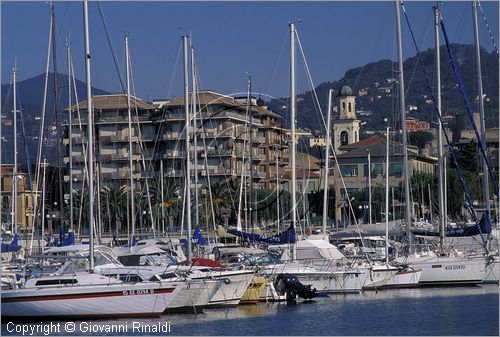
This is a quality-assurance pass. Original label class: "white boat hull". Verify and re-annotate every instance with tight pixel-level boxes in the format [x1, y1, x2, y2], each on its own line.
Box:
[362, 265, 400, 290]
[192, 270, 254, 306]
[398, 255, 486, 285]
[1, 282, 179, 319]
[484, 256, 499, 284]
[383, 269, 422, 288]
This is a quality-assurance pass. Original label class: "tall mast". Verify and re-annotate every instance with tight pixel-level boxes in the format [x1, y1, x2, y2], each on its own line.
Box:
[191, 39, 199, 232]
[276, 151, 280, 233]
[160, 160, 165, 235]
[472, 0, 490, 218]
[51, 5, 65, 231]
[322, 89, 333, 241]
[385, 125, 390, 264]
[434, 4, 445, 250]
[182, 35, 192, 263]
[396, 0, 412, 250]
[67, 43, 74, 232]
[83, 0, 94, 271]
[125, 35, 136, 246]
[290, 22, 297, 261]
[248, 74, 255, 230]
[368, 151, 372, 224]
[12, 66, 18, 235]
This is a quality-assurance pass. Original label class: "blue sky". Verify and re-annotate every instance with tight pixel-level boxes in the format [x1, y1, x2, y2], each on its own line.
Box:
[2, 1, 498, 101]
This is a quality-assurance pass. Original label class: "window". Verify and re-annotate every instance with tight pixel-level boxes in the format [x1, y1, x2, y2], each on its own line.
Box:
[364, 163, 382, 177]
[340, 131, 349, 146]
[389, 163, 403, 176]
[340, 165, 358, 177]
[342, 102, 346, 112]
[348, 102, 352, 113]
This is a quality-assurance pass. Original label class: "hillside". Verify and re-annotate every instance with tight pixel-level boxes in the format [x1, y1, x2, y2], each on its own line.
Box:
[267, 44, 499, 137]
[1, 73, 109, 167]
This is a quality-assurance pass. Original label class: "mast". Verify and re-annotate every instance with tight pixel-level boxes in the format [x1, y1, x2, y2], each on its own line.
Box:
[13, 66, 18, 235]
[396, 0, 412, 250]
[191, 39, 199, 233]
[182, 35, 192, 263]
[385, 125, 390, 264]
[472, 0, 490, 218]
[125, 35, 136, 246]
[67, 43, 74, 232]
[160, 160, 165, 235]
[51, 5, 65, 232]
[434, 4, 446, 250]
[276, 151, 280, 233]
[248, 74, 255, 231]
[83, 0, 94, 272]
[290, 21, 297, 261]
[322, 89, 333, 241]
[41, 159, 47, 253]
[368, 151, 372, 225]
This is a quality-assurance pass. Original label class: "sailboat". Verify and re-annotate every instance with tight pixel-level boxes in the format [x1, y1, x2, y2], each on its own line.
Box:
[395, 1, 487, 285]
[1, 1, 186, 319]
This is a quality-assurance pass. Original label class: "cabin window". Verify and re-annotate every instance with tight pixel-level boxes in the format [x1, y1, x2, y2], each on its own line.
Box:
[35, 279, 78, 286]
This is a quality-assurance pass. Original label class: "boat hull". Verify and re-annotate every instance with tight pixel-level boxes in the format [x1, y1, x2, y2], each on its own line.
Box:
[1, 282, 178, 319]
[398, 255, 486, 286]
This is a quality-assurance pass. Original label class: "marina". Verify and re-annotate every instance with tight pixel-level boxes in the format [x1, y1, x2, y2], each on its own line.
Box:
[2, 285, 498, 336]
[1, 0, 499, 335]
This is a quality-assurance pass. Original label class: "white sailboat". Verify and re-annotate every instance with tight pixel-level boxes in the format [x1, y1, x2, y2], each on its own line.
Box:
[1, 1, 184, 319]
[395, 2, 486, 285]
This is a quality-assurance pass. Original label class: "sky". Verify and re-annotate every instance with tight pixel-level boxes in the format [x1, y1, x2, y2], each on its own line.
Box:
[1, 1, 499, 101]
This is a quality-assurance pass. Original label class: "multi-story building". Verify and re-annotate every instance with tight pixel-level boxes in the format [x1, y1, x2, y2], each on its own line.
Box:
[156, 91, 288, 190]
[64, 91, 288, 191]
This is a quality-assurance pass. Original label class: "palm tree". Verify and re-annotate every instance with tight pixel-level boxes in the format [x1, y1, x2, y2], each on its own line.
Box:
[151, 176, 181, 233]
[204, 177, 240, 226]
[101, 184, 127, 237]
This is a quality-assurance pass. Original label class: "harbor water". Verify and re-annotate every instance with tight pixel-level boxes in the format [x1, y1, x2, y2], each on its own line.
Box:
[2, 285, 498, 336]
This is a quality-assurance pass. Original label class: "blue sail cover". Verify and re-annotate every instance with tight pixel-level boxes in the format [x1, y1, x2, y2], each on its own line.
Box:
[192, 225, 208, 245]
[58, 226, 75, 246]
[227, 225, 296, 245]
[1, 234, 21, 253]
[412, 213, 492, 237]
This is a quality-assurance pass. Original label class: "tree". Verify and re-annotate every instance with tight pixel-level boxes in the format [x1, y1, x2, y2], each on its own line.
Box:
[101, 184, 127, 236]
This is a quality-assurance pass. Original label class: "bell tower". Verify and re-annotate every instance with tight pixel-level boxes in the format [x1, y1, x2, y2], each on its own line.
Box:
[332, 84, 361, 154]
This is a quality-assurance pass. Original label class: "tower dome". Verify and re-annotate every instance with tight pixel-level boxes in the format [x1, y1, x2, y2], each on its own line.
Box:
[337, 85, 353, 97]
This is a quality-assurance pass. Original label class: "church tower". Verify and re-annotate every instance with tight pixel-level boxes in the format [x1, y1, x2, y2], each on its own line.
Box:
[332, 84, 361, 154]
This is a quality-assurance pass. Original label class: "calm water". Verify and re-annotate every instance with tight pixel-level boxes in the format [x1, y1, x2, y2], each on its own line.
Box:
[2, 285, 499, 336]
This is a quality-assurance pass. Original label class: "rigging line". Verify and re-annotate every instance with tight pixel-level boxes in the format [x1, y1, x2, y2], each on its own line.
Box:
[264, 27, 288, 96]
[71, 46, 89, 236]
[293, 29, 371, 260]
[193, 70, 217, 233]
[439, 13, 499, 198]
[401, 3, 488, 247]
[33, 10, 53, 230]
[353, 2, 395, 90]
[295, 32, 324, 134]
[405, 7, 433, 99]
[16, 88, 39, 249]
[96, 1, 126, 92]
[477, 1, 499, 57]
[129, 52, 156, 237]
